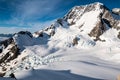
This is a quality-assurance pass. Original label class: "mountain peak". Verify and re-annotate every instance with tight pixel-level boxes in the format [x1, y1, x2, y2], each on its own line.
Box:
[74, 2, 104, 9]
[64, 2, 108, 23]
[94, 2, 103, 5]
[62, 2, 120, 41]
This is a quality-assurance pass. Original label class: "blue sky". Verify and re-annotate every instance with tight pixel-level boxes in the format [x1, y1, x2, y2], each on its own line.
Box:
[0, 0, 120, 33]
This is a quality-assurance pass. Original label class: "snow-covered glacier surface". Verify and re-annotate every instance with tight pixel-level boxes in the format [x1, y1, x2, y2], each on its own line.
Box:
[2, 45, 120, 80]
[0, 2, 120, 80]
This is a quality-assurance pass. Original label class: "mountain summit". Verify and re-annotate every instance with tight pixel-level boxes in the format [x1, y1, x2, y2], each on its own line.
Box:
[63, 2, 120, 40]
[0, 2, 120, 79]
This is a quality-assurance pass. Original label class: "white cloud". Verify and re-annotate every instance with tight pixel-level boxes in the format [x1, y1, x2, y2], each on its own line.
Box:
[0, 27, 28, 34]
[0, 19, 56, 34]
[0, 0, 64, 34]
[15, 0, 61, 20]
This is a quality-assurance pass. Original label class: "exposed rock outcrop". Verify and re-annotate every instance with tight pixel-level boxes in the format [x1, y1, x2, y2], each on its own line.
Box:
[0, 38, 14, 49]
[0, 44, 20, 64]
[33, 24, 55, 37]
[112, 8, 120, 15]
[16, 31, 33, 38]
[73, 37, 78, 46]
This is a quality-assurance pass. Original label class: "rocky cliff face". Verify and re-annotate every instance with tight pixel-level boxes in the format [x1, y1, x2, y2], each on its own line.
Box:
[0, 38, 19, 76]
[0, 31, 32, 76]
[63, 2, 120, 41]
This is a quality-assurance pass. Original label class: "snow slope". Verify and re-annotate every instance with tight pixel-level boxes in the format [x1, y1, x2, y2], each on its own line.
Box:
[2, 45, 119, 80]
[0, 2, 120, 80]
[12, 48, 120, 80]
[15, 70, 101, 80]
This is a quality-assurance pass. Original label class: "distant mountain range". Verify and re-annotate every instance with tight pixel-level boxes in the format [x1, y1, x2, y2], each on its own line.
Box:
[0, 34, 13, 38]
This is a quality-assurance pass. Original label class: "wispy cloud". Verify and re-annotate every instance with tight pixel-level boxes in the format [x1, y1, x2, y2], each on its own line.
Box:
[14, 0, 62, 21]
[0, 0, 78, 33]
[0, 19, 55, 34]
[0, 0, 66, 34]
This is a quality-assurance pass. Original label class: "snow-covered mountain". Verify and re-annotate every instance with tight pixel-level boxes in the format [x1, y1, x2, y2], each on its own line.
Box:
[0, 2, 120, 80]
